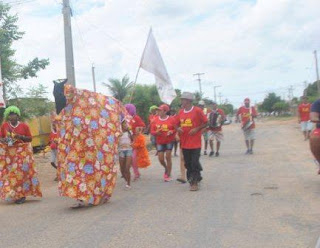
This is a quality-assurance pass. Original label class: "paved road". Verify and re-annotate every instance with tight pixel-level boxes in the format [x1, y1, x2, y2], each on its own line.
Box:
[0, 119, 320, 248]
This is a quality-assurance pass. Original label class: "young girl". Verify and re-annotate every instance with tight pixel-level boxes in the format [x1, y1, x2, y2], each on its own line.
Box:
[49, 122, 59, 181]
[119, 120, 133, 189]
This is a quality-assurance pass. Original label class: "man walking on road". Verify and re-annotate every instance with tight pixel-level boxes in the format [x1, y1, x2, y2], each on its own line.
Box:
[237, 98, 258, 154]
[207, 102, 225, 157]
[176, 92, 208, 191]
[298, 96, 313, 140]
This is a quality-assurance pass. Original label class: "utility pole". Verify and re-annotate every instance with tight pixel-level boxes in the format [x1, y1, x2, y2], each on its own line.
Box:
[314, 50, 320, 95]
[213, 85, 221, 103]
[62, 0, 76, 86]
[193, 73, 205, 98]
[218, 92, 222, 105]
[92, 64, 96, 92]
[288, 85, 294, 102]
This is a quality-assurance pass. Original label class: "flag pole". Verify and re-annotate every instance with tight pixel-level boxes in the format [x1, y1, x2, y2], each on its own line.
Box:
[129, 67, 141, 103]
[129, 28, 152, 103]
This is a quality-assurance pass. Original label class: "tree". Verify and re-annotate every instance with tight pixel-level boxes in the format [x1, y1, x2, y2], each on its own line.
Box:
[272, 101, 290, 113]
[259, 93, 281, 112]
[0, 3, 49, 100]
[102, 74, 133, 102]
[219, 103, 234, 115]
[7, 83, 55, 121]
[128, 84, 162, 123]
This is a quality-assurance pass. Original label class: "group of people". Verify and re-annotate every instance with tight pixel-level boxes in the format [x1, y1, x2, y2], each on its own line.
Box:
[0, 87, 260, 207]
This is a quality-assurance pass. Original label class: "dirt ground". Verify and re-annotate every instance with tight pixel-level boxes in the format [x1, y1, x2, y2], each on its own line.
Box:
[0, 117, 320, 248]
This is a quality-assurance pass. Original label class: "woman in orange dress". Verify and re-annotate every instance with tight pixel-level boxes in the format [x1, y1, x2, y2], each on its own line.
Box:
[0, 106, 42, 204]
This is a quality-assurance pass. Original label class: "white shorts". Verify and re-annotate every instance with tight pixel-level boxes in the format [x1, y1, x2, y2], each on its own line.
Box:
[301, 121, 313, 132]
[243, 129, 255, 141]
[208, 130, 223, 142]
[51, 149, 57, 164]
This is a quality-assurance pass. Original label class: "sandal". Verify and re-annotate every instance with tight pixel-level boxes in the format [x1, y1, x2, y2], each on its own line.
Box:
[71, 200, 86, 209]
[177, 178, 187, 184]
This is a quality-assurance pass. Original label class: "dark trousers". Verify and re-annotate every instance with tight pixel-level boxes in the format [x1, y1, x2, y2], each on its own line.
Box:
[182, 148, 203, 184]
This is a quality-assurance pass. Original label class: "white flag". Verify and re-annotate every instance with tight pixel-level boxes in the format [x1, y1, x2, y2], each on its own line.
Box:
[140, 29, 176, 104]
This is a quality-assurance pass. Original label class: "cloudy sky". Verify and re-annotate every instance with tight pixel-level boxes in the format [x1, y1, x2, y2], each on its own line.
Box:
[5, 0, 320, 106]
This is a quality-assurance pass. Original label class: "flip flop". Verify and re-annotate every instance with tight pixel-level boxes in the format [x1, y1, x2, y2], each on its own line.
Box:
[177, 178, 187, 184]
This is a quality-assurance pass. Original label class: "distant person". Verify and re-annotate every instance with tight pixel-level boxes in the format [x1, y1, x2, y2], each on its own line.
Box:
[298, 96, 313, 140]
[198, 100, 210, 155]
[119, 119, 133, 189]
[148, 105, 158, 150]
[309, 98, 320, 174]
[125, 104, 146, 181]
[151, 104, 176, 181]
[236, 98, 258, 154]
[207, 102, 225, 157]
[49, 122, 58, 181]
[175, 92, 208, 191]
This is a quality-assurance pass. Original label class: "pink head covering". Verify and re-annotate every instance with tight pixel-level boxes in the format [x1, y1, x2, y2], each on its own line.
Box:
[125, 104, 136, 116]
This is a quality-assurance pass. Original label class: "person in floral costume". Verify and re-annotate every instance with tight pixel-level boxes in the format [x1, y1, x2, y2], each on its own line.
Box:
[56, 85, 130, 208]
[0, 106, 42, 204]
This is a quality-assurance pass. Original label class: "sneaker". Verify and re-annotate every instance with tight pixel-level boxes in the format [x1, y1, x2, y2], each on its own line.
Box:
[165, 176, 173, 182]
[125, 184, 131, 189]
[245, 149, 250, 155]
[163, 173, 168, 181]
[209, 151, 214, 157]
[204, 151, 207, 155]
[249, 149, 253, 154]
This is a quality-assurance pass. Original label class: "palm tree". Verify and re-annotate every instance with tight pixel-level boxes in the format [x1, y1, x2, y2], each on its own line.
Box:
[102, 75, 133, 102]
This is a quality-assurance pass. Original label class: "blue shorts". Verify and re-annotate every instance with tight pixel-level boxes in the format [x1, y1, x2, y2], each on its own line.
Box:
[119, 149, 133, 158]
[157, 143, 174, 152]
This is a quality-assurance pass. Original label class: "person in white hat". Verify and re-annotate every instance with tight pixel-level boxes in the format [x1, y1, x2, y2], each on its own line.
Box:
[175, 92, 208, 191]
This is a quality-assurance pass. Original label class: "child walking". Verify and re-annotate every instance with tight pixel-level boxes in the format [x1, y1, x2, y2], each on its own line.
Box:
[119, 120, 133, 189]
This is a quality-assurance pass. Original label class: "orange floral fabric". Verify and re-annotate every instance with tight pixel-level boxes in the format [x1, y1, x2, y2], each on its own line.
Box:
[132, 134, 151, 168]
[57, 85, 129, 205]
[0, 143, 42, 201]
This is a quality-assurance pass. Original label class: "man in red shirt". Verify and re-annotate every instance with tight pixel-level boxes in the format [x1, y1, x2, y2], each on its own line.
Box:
[236, 98, 258, 154]
[298, 96, 313, 140]
[207, 102, 225, 157]
[176, 92, 208, 191]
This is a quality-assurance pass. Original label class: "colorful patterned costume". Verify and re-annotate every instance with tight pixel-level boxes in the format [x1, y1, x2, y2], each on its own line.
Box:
[56, 85, 129, 205]
[0, 123, 42, 201]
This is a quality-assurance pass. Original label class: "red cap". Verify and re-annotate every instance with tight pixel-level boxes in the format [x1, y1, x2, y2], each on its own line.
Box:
[244, 98, 250, 102]
[158, 104, 170, 112]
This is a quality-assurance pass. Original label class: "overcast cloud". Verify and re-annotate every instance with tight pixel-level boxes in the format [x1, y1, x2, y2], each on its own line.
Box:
[5, 0, 320, 106]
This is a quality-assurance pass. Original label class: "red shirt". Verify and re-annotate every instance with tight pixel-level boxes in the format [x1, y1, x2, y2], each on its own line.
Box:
[151, 116, 176, 145]
[298, 103, 311, 122]
[208, 108, 225, 132]
[50, 131, 58, 150]
[237, 106, 258, 129]
[130, 115, 146, 134]
[0, 122, 32, 143]
[148, 114, 157, 125]
[176, 106, 208, 149]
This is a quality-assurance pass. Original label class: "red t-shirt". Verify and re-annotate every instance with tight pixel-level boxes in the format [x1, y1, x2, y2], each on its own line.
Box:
[151, 116, 176, 145]
[208, 108, 225, 132]
[148, 114, 157, 125]
[298, 103, 311, 122]
[50, 131, 58, 150]
[0, 122, 32, 143]
[237, 106, 257, 129]
[176, 106, 208, 149]
[130, 115, 146, 134]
